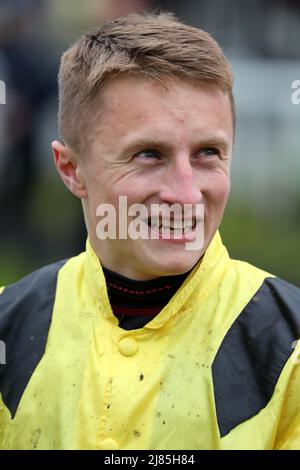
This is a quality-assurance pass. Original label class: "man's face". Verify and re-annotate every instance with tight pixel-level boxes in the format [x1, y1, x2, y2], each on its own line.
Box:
[79, 76, 233, 280]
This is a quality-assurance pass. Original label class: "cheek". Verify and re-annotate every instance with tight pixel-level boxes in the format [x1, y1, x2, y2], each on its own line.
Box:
[114, 181, 150, 206]
[218, 179, 231, 204]
[204, 176, 230, 236]
[206, 174, 231, 207]
[88, 182, 146, 219]
[87, 175, 118, 204]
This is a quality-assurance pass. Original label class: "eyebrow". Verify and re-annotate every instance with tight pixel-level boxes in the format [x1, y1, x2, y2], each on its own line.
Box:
[120, 139, 171, 155]
[195, 137, 230, 153]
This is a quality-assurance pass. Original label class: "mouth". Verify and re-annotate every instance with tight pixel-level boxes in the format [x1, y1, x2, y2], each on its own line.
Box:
[144, 216, 200, 241]
[148, 217, 196, 231]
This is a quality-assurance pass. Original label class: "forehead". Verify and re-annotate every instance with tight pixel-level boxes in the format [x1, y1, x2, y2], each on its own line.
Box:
[90, 75, 233, 145]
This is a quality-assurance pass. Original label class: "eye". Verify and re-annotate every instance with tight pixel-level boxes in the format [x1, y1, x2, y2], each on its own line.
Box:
[198, 147, 220, 158]
[134, 149, 161, 160]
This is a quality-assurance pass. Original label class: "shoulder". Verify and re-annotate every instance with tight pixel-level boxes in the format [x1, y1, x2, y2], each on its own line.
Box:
[0, 259, 69, 418]
[230, 258, 300, 317]
[224, 258, 300, 371]
[213, 265, 300, 438]
[0, 259, 68, 318]
[226, 272, 300, 352]
[251, 275, 300, 320]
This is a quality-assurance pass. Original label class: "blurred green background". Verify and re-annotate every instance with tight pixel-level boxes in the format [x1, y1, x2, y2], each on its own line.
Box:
[0, 0, 299, 287]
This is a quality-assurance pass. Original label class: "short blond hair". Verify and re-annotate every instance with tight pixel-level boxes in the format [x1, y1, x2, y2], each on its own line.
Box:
[58, 11, 234, 153]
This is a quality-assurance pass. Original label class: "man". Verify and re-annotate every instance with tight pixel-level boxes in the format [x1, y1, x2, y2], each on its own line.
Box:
[0, 12, 300, 450]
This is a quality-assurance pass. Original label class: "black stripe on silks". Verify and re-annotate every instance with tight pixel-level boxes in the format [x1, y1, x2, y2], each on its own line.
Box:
[212, 277, 300, 438]
[0, 260, 67, 418]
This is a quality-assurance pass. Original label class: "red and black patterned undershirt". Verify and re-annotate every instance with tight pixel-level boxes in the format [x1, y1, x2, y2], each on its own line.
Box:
[102, 267, 192, 330]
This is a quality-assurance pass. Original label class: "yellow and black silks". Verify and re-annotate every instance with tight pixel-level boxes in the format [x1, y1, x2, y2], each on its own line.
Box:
[0, 232, 300, 450]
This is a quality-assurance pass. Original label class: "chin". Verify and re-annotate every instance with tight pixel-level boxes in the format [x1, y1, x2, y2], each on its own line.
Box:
[149, 252, 203, 278]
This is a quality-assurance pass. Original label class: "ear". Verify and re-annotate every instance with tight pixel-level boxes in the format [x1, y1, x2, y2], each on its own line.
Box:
[52, 140, 88, 199]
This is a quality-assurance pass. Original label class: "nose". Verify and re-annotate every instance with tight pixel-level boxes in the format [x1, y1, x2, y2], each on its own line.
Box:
[159, 158, 203, 206]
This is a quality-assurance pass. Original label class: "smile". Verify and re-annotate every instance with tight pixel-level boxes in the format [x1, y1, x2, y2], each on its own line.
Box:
[144, 217, 202, 244]
[147, 217, 197, 232]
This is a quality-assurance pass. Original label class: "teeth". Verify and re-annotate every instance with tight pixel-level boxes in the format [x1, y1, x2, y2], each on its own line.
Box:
[150, 220, 160, 230]
[148, 219, 196, 231]
[171, 220, 183, 230]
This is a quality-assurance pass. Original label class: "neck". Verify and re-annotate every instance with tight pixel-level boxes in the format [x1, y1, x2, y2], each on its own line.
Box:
[102, 267, 192, 329]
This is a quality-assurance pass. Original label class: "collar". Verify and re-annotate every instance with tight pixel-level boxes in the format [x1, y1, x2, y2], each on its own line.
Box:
[84, 231, 230, 329]
[102, 265, 192, 323]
